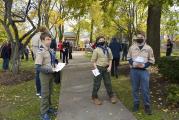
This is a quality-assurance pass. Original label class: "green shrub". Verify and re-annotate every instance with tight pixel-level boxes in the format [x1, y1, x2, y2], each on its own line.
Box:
[156, 56, 179, 83]
[167, 84, 179, 103]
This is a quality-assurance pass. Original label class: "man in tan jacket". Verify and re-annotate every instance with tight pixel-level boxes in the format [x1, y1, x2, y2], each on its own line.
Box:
[127, 32, 155, 115]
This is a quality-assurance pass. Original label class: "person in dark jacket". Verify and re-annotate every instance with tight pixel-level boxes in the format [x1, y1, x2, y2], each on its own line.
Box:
[166, 39, 173, 56]
[1, 42, 11, 72]
[62, 40, 69, 64]
[109, 37, 122, 78]
[50, 38, 57, 53]
[24, 46, 30, 61]
[69, 41, 73, 59]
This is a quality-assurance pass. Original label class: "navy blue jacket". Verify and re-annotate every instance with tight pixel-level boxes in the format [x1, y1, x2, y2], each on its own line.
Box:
[109, 38, 122, 59]
[1, 44, 11, 59]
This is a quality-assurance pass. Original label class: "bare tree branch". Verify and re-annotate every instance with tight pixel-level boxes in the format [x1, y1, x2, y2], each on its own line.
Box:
[24, 0, 43, 46]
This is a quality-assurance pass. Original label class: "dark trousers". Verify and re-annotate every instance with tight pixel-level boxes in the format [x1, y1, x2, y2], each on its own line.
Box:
[60, 50, 63, 59]
[69, 52, 72, 59]
[92, 66, 114, 98]
[166, 49, 172, 56]
[3, 58, 9, 70]
[63, 52, 68, 64]
[111, 58, 120, 78]
[35, 67, 41, 94]
[31, 51, 35, 61]
[24, 53, 29, 61]
[122, 52, 127, 61]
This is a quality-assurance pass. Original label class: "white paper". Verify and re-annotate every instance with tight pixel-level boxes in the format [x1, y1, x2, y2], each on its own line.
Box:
[92, 68, 100, 77]
[134, 56, 145, 63]
[53, 63, 66, 72]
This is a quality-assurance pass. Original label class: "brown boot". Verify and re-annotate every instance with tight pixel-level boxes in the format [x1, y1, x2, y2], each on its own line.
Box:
[92, 98, 102, 105]
[110, 96, 117, 104]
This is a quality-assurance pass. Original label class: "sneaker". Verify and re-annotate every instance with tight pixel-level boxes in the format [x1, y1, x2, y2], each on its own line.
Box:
[92, 98, 102, 105]
[144, 105, 152, 115]
[110, 96, 117, 104]
[133, 104, 139, 112]
[41, 113, 51, 120]
[39, 95, 42, 99]
[36, 93, 40, 96]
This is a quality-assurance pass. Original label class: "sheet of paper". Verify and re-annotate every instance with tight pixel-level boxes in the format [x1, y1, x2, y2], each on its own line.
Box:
[134, 56, 145, 63]
[53, 63, 66, 72]
[92, 68, 100, 77]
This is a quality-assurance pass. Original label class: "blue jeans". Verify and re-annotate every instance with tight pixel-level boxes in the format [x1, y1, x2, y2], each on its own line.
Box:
[35, 68, 41, 94]
[130, 68, 151, 106]
[3, 58, 9, 70]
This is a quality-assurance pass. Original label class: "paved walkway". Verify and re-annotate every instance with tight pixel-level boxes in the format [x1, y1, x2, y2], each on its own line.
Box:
[57, 51, 136, 120]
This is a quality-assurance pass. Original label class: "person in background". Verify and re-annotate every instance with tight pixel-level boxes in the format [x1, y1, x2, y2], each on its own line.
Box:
[24, 45, 30, 61]
[127, 32, 155, 115]
[30, 47, 35, 61]
[58, 41, 63, 59]
[1, 41, 11, 72]
[166, 39, 173, 56]
[19, 42, 24, 60]
[69, 41, 73, 59]
[50, 38, 57, 54]
[92, 42, 96, 50]
[31, 26, 48, 98]
[109, 37, 122, 78]
[91, 36, 117, 105]
[62, 40, 70, 64]
[122, 41, 128, 61]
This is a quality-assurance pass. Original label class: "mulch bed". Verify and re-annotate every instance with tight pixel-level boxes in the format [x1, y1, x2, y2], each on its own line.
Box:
[0, 70, 35, 86]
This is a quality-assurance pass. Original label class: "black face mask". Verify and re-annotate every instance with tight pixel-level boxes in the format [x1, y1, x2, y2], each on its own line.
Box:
[98, 42, 105, 46]
[136, 39, 144, 44]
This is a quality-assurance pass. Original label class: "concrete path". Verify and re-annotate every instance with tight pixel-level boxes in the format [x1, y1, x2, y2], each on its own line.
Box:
[57, 51, 136, 120]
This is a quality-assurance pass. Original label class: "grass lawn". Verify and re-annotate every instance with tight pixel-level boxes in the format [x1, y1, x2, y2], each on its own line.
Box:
[112, 75, 179, 120]
[0, 57, 60, 120]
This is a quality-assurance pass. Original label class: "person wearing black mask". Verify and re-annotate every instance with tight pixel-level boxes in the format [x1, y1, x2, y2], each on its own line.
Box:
[127, 32, 155, 115]
[91, 36, 117, 105]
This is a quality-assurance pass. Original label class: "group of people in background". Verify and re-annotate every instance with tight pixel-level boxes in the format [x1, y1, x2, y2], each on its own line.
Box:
[58, 40, 73, 64]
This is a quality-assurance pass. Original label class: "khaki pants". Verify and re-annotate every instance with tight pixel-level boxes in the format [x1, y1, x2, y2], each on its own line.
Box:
[40, 72, 54, 115]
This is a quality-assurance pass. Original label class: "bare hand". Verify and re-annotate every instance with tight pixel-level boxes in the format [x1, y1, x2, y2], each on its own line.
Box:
[107, 66, 111, 72]
[136, 63, 144, 68]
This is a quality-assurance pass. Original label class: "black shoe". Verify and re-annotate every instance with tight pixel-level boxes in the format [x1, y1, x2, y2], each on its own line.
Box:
[144, 105, 152, 115]
[133, 104, 139, 112]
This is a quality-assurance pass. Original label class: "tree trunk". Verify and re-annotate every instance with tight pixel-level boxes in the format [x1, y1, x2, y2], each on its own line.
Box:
[90, 19, 94, 43]
[147, 4, 162, 59]
[11, 42, 20, 74]
[58, 24, 64, 42]
[76, 17, 81, 45]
